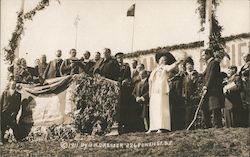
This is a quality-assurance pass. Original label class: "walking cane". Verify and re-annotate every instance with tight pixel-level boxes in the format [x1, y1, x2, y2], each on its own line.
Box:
[186, 90, 207, 131]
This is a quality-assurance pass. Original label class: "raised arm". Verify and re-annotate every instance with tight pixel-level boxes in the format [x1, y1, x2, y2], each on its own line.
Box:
[163, 60, 183, 72]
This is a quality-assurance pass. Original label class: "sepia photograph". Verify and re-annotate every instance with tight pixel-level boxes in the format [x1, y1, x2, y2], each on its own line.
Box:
[0, 0, 249, 156]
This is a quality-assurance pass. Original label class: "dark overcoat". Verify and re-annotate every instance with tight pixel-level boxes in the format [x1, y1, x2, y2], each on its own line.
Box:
[203, 59, 224, 110]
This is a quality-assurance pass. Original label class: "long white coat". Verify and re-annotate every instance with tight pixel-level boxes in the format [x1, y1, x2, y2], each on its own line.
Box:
[148, 63, 178, 131]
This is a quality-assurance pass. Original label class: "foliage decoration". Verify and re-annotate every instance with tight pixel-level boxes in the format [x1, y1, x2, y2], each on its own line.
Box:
[70, 73, 120, 136]
[2, 0, 54, 64]
[124, 33, 249, 59]
[3, 73, 120, 142]
[196, 0, 227, 60]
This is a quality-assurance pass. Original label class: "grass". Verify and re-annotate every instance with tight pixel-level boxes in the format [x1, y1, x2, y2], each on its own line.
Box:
[0, 128, 249, 157]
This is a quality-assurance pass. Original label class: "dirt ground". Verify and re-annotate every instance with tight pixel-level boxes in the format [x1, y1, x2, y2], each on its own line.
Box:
[0, 128, 249, 157]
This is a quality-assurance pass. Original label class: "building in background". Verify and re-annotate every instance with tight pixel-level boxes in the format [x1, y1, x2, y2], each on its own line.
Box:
[124, 33, 250, 72]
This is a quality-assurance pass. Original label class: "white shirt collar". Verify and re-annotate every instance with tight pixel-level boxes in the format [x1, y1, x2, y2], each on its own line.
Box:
[84, 59, 90, 62]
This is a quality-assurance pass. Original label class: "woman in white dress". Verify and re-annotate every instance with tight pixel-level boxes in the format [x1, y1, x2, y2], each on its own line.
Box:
[147, 53, 183, 133]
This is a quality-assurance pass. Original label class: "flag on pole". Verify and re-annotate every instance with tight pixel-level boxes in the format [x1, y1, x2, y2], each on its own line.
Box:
[74, 15, 80, 26]
[127, 4, 135, 16]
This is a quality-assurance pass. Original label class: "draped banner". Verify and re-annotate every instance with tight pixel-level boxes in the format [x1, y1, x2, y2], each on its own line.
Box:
[18, 75, 75, 126]
[13, 73, 120, 139]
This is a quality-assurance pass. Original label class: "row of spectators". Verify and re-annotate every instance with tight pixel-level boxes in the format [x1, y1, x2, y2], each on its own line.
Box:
[2, 48, 249, 141]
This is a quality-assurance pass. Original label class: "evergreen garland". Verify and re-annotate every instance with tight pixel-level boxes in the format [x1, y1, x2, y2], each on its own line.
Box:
[124, 33, 249, 58]
[2, 0, 53, 64]
[196, 0, 226, 59]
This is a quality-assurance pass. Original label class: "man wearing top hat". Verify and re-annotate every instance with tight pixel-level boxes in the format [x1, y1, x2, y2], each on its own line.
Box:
[201, 49, 224, 128]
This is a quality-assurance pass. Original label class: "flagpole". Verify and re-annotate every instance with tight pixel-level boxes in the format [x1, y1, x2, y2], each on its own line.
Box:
[75, 23, 78, 50]
[131, 15, 135, 53]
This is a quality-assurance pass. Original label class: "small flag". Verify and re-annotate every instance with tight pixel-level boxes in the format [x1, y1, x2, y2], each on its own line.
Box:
[127, 4, 135, 17]
[74, 15, 80, 26]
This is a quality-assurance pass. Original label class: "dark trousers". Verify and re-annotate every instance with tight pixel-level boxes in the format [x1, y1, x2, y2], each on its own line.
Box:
[202, 108, 222, 128]
[241, 106, 250, 127]
[1, 119, 19, 142]
[224, 107, 245, 127]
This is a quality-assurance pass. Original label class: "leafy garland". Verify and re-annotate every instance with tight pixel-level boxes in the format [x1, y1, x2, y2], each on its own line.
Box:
[196, 0, 226, 59]
[2, 0, 51, 64]
[124, 33, 250, 58]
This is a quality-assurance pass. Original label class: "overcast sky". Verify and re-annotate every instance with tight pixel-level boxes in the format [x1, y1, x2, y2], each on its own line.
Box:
[1, 0, 249, 66]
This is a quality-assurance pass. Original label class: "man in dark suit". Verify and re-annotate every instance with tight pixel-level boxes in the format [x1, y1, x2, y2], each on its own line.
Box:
[93, 48, 120, 81]
[0, 80, 21, 144]
[239, 52, 250, 127]
[201, 49, 224, 128]
[115, 52, 134, 133]
[115, 52, 131, 82]
[132, 70, 149, 131]
[79, 51, 95, 75]
[60, 49, 80, 76]
[92, 52, 103, 75]
[43, 50, 63, 79]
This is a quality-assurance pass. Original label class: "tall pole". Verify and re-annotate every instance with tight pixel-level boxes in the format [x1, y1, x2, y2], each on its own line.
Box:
[75, 24, 78, 50]
[74, 15, 80, 50]
[204, 0, 212, 49]
[15, 0, 25, 59]
[131, 16, 135, 53]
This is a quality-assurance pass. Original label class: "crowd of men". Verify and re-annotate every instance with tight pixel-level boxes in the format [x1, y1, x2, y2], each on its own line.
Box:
[0, 48, 249, 144]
